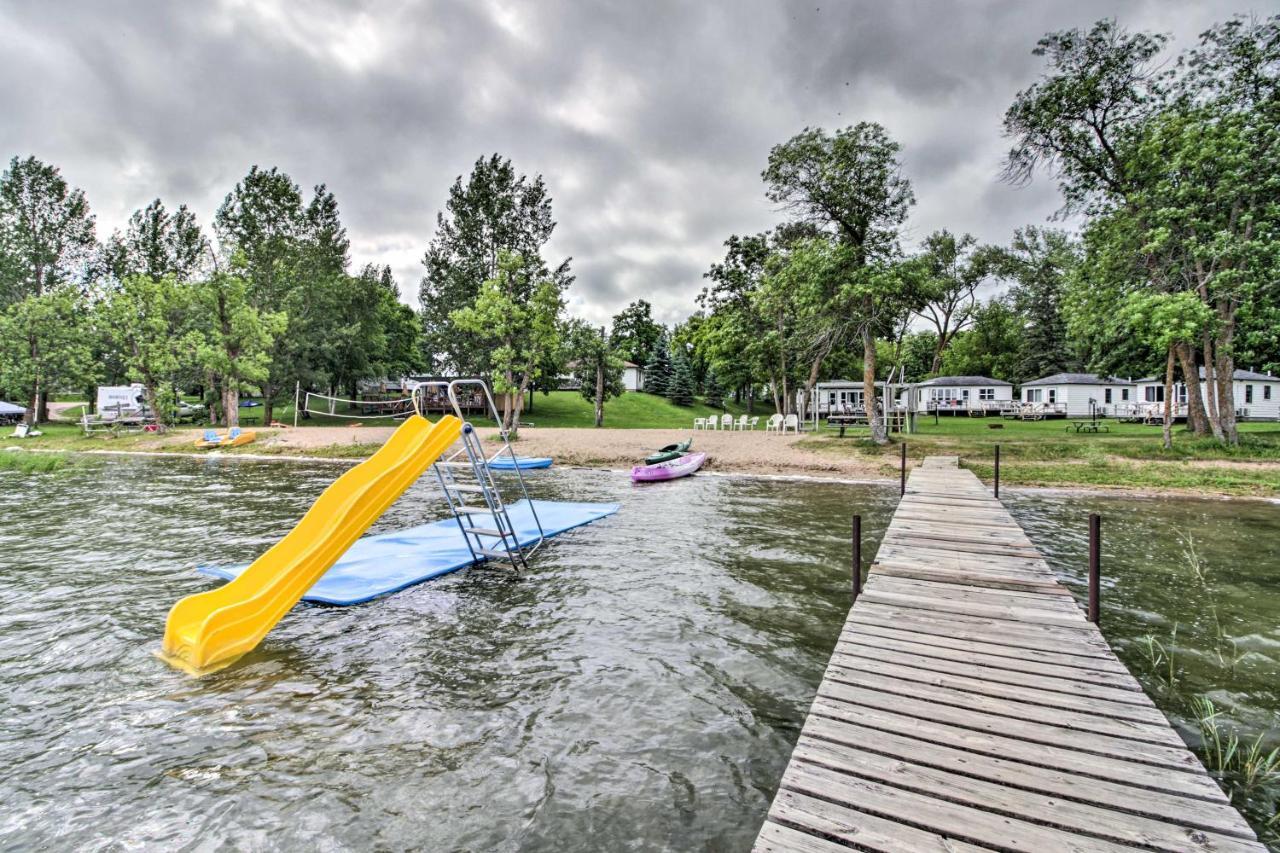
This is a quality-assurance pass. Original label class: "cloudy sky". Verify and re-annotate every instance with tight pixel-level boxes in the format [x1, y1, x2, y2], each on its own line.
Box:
[0, 0, 1258, 325]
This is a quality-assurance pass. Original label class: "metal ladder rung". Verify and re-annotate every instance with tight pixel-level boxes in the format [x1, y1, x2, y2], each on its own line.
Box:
[473, 548, 516, 560]
[465, 527, 507, 538]
[454, 505, 499, 515]
[446, 483, 486, 492]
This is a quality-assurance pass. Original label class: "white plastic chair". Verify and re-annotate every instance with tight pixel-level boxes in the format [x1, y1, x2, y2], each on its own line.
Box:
[734, 415, 748, 431]
[720, 414, 734, 430]
[748, 416, 760, 430]
[783, 413, 799, 433]
[694, 417, 706, 430]
[704, 415, 716, 430]
[765, 414, 783, 434]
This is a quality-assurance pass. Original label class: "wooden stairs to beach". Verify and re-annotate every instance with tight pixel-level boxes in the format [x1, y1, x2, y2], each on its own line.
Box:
[754, 456, 1263, 852]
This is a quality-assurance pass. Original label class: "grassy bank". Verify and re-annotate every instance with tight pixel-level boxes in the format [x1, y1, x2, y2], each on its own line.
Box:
[0, 449, 84, 473]
[797, 416, 1280, 496]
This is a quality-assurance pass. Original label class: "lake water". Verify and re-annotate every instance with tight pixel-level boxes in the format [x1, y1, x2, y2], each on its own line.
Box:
[1, 459, 1277, 849]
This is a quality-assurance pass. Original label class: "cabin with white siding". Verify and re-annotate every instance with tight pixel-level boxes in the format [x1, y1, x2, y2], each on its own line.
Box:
[901, 376, 1014, 414]
[1135, 368, 1280, 422]
[1019, 373, 1135, 417]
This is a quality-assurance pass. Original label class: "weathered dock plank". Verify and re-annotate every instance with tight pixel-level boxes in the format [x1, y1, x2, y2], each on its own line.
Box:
[754, 456, 1263, 852]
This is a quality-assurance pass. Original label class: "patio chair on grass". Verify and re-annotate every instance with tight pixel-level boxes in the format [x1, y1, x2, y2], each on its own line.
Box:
[694, 417, 706, 430]
[765, 414, 783, 434]
[748, 416, 760, 430]
[783, 413, 799, 433]
[734, 415, 748, 430]
[720, 414, 734, 430]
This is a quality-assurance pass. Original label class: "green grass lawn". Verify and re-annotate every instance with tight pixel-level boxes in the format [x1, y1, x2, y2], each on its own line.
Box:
[797, 413, 1280, 495]
[519, 391, 771, 429]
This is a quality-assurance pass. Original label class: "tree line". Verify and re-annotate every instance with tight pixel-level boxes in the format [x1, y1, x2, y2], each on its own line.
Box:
[683, 14, 1278, 446]
[1, 14, 1275, 447]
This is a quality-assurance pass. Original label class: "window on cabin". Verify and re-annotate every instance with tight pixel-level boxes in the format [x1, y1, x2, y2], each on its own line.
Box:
[1266, 385, 1272, 401]
[1105, 388, 1112, 404]
[1245, 384, 1253, 404]
[979, 388, 994, 400]
[1145, 386, 1164, 403]
[1025, 389, 1042, 403]
[1048, 389, 1057, 404]
[1122, 388, 1130, 401]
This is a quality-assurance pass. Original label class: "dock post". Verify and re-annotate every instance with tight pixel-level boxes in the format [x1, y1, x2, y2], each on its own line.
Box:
[994, 444, 1000, 498]
[1088, 513, 1101, 624]
[899, 443, 907, 496]
[852, 514, 862, 601]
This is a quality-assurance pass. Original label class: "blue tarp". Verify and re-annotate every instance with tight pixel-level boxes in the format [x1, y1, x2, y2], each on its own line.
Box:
[198, 499, 618, 606]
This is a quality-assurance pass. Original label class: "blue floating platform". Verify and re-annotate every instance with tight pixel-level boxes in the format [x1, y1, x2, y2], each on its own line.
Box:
[199, 499, 618, 606]
[487, 456, 553, 470]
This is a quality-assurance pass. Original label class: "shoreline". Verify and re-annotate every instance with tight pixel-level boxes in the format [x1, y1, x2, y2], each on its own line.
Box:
[9, 442, 1279, 503]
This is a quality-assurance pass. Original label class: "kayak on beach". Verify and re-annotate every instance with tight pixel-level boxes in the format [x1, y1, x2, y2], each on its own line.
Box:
[631, 452, 707, 483]
[487, 456, 554, 470]
[644, 437, 692, 465]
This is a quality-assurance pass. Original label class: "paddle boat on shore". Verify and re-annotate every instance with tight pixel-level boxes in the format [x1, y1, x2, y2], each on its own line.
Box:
[631, 451, 707, 483]
[194, 427, 256, 449]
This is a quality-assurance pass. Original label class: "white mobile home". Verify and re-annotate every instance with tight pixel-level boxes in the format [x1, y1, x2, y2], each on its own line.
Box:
[903, 376, 1014, 414]
[1019, 373, 1135, 418]
[1135, 368, 1280, 422]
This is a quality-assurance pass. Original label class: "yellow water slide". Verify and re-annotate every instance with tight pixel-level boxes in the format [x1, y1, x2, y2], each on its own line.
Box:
[159, 413, 462, 675]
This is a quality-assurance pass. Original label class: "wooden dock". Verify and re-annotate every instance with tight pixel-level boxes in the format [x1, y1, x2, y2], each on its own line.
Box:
[754, 456, 1263, 852]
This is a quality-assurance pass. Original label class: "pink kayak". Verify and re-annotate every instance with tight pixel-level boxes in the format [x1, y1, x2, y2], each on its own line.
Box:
[631, 452, 707, 483]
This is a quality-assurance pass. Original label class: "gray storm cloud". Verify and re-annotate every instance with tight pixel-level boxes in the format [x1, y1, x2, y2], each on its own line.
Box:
[0, 0, 1254, 325]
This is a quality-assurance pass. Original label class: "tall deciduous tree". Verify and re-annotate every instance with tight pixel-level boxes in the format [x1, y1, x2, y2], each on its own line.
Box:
[610, 299, 663, 368]
[104, 199, 206, 283]
[98, 274, 202, 426]
[566, 320, 624, 427]
[449, 250, 564, 434]
[1004, 15, 1280, 445]
[420, 154, 570, 374]
[0, 291, 96, 421]
[762, 123, 915, 443]
[194, 270, 285, 428]
[0, 156, 98, 420]
[915, 230, 995, 374]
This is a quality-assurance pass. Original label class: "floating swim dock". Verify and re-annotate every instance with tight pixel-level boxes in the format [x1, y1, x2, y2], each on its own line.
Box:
[755, 456, 1263, 852]
[201, 499, 619, 606]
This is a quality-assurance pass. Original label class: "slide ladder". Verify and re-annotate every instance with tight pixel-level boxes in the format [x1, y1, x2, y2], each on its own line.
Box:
[416, 380, 545, 572]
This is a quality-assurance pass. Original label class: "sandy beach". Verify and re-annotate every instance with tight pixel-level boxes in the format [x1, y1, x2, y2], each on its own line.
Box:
[159, 424, 890, 480]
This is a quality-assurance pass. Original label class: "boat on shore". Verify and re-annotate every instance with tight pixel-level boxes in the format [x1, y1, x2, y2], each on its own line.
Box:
[631, 452, 707, 483]
[487, 456, 553, 470]
[644, 437, 692, 465]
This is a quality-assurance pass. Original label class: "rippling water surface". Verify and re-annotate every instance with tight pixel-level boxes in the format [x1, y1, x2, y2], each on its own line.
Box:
[2, 460, 1278, 849]
[0, 459, 895, 851]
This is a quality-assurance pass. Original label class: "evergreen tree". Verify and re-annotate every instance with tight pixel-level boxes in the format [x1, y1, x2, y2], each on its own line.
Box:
[703, 370, 725, 408]
[669, 350, 696, 406]
[646, 331, 674, 396]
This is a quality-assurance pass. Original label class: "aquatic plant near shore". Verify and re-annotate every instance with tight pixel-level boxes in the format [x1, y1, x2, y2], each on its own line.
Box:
[0, 449, 81, 474]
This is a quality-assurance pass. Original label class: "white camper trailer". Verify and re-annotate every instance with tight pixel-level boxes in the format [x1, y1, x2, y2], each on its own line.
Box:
[96, 384, 147, 419]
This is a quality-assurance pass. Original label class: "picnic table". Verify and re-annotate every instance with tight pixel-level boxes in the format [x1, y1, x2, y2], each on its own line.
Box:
[1066, 419, 1109, 433]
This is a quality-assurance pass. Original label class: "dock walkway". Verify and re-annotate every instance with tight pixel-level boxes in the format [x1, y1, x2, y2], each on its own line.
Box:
[754, 456, 1263, 852]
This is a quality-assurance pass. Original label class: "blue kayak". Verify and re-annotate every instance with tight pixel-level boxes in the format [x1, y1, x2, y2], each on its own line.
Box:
[487, 456, 554, 470]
